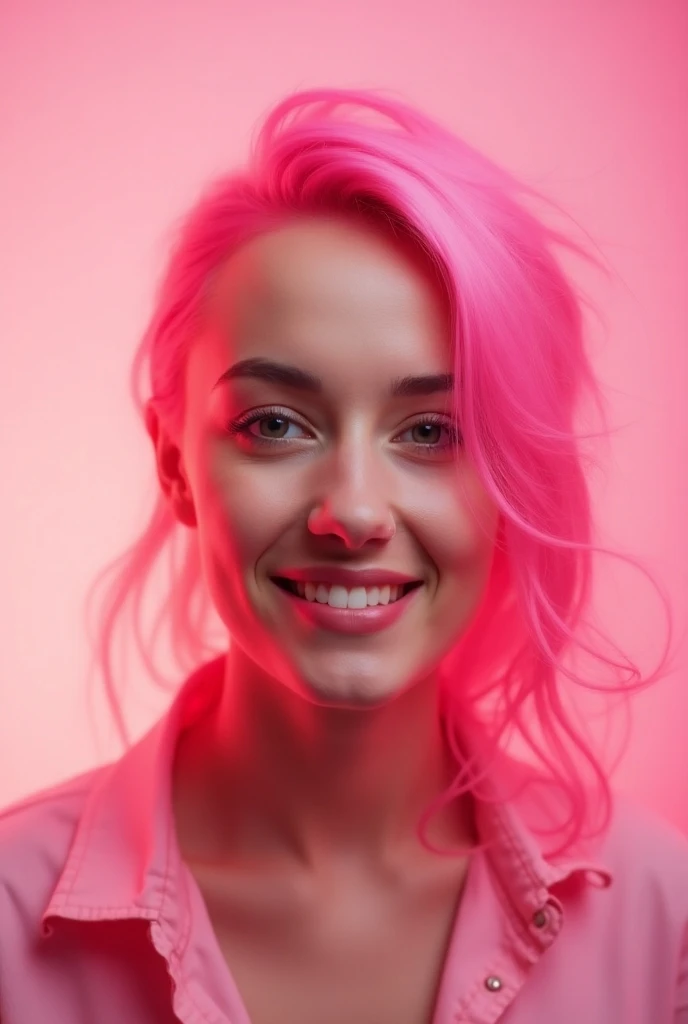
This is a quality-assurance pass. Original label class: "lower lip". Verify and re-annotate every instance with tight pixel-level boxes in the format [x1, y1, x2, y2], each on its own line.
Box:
[272, 583, 422, 635]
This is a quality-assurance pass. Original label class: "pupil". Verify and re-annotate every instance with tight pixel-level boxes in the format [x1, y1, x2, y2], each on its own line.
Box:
[414, 423, 441, 444]
[261, 416, 288, 437]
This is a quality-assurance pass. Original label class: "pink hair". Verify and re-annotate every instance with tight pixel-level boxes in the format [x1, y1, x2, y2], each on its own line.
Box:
[84, 88, 674, 861]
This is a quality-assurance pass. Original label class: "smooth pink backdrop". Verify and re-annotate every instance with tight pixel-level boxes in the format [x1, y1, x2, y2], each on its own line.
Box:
[1, 1, 686, 829]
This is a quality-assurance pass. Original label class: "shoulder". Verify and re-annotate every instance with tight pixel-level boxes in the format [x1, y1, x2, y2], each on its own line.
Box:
[0, 766, 103, 837]
[0, 767, 106, 917]
[513, 772, 688, 1011]
[600, 795, 688, 1009]
[512, 754, 688, 890]
[602, 791, 688, 890]
[509, 757, 688, 917]
[601, 792, 688, 941]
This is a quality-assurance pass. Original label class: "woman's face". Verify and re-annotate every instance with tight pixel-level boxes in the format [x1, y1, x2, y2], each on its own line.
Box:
[165, 216, 499, 707]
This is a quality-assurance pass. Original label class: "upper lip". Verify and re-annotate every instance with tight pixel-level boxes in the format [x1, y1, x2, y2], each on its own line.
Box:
[272, 567, 422, 587]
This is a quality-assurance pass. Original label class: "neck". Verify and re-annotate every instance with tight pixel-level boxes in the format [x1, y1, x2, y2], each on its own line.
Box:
[173, 650, 475, 870]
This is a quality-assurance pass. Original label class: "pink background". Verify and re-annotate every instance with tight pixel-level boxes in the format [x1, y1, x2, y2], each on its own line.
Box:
[1, 1, 686, 830]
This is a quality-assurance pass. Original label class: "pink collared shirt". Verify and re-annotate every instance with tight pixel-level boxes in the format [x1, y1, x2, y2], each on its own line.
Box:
[1, 658, 687, 1023]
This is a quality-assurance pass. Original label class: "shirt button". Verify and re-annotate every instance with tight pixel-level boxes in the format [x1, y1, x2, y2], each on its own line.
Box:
[533, 909, 548, 928]
[485, 976, 503, 992]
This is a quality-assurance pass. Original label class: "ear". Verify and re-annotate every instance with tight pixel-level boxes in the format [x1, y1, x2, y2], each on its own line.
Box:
[144, 401, 197, 528]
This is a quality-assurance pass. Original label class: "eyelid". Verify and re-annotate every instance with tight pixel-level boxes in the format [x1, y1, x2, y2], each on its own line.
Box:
[393, 412, 457, 440]
[228, 406, 312, 431]
[394, 411, 453, 431]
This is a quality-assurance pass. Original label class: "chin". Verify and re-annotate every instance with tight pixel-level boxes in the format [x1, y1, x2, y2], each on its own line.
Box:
[292, 659, 420, 710]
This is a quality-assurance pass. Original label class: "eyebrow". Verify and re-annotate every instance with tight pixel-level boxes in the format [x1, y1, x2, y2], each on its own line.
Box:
[213, 358, 453, 397]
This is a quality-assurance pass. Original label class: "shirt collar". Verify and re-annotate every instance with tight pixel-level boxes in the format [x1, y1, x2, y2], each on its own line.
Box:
[41, 656, 612, 942]
[41, 658, 223, 939]
[462, 728, 613, 917]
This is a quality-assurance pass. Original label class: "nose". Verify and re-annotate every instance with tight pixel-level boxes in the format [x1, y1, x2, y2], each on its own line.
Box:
[307, 441, 396, 550]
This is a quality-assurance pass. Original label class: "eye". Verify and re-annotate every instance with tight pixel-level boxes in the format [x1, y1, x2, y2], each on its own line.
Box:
[249, 414, 300, 439]
[407, 422, 444, 445]
[396, 416, 459, 451]
[225, 407, 312, 445]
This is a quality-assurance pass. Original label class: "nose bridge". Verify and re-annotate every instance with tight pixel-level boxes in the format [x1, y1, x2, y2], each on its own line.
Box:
[309, 428, 395, 546]
[335, 427, 382, 492]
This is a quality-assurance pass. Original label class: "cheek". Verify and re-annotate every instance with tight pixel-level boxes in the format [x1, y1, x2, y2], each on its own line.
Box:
[409, 470, 499, 576]
[199, 455, 300, 574]
[415, 486, 498, 653]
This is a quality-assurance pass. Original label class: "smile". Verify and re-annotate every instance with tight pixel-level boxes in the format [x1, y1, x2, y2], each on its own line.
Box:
[269, 577, 424, 635]
[271, 578, 421, 609]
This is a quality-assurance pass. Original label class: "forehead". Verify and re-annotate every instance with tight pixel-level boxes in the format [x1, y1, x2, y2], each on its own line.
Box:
[198, 217, 452, 389]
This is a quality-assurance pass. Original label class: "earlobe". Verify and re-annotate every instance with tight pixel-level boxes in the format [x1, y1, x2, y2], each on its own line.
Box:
[144, 399, 159, 445]
[145, 400, 198, 529]
[172, 479, 198, 529]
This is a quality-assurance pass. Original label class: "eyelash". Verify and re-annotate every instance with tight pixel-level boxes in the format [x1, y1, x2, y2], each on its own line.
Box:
[225, 406, 462, 454]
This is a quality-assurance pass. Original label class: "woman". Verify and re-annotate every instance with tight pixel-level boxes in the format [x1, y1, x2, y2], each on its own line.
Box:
[0, 88, 686, 1023]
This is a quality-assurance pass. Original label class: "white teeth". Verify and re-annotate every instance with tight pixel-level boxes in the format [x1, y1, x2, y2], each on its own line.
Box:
[327, 585, 349, 609]
[288, 580, 412, 608]
[346, 587, 368, 609]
